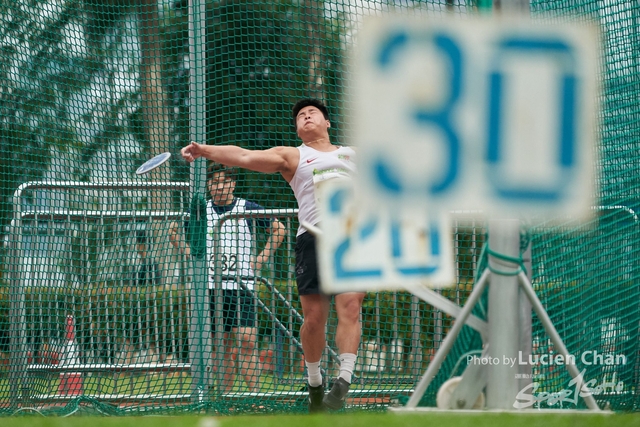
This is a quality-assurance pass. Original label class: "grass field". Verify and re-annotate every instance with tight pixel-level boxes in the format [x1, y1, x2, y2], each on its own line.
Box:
[1, 412, 639, 427]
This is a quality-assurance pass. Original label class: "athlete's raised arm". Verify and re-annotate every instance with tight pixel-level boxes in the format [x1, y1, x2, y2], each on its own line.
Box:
[181, 141, 299, 181]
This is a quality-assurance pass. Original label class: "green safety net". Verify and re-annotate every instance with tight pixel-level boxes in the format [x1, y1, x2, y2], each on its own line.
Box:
[0, 0, 638, 416]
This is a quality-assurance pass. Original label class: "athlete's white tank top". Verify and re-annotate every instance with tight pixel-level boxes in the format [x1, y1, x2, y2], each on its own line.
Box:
[289, 144, 356, 236]
[206, 198, 255, 290]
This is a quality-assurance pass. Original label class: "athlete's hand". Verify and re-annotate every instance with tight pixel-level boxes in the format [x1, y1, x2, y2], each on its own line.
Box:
[181, 141, 202, 163]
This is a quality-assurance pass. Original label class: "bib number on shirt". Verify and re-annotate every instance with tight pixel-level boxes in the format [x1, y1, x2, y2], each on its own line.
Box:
[209, 253, 237, 274]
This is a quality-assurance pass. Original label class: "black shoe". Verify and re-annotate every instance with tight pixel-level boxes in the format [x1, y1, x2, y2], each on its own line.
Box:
[322, 377, 350, 410]
[308, 383, 325, 413]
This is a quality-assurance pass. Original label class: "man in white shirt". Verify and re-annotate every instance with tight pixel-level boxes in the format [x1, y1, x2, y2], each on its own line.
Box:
[182, 99, 363, 412]
[206, 164, 284, 393]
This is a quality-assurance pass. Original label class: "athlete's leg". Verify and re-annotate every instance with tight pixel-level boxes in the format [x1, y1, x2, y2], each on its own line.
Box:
[300, 294, 331, 412]
[299, 294, 331, 364]
[323, 291, 365, 410]
[334, 292, 365, 356]
[295, 231, 330, 412]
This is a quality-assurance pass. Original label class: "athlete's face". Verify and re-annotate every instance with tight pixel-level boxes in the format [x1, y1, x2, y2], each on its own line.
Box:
[295, 106, 330, 139]
[207, 171, 236, 206]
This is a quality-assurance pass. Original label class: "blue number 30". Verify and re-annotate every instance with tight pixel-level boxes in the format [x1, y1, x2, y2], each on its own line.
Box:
[370, 31, 580, 203]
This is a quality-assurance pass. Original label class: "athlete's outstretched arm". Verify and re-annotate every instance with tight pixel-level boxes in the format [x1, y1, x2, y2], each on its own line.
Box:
[181, 142, 297, 177]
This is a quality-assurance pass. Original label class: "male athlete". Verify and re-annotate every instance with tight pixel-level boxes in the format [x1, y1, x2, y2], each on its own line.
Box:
[181, 98, 363, 411]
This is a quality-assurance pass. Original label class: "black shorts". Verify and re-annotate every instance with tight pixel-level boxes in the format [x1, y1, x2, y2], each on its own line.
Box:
[209, 289, 256, 333]
[295, 231, 322, 295]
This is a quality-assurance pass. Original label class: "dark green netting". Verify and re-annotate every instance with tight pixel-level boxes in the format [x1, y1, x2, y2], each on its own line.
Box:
[0, 0, 638, 416]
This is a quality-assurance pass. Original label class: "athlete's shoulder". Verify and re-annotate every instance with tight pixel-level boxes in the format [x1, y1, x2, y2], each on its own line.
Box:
[269, 145, 299, 155]
[270, 145, 301, 182]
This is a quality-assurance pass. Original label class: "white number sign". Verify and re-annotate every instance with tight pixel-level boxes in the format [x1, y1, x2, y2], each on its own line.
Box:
[317, 180, 455, 292]
[351, 14, 599, 219]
